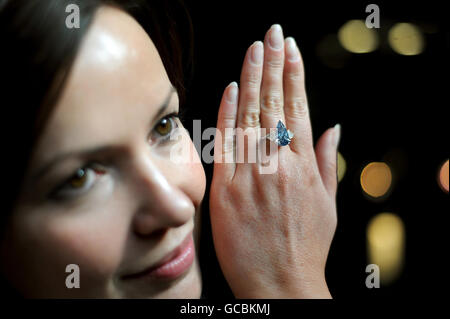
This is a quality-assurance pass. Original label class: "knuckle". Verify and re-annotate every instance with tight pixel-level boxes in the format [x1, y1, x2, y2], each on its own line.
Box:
[286, 69, 303, 83]
[222, 112, 236, 122]
[242, 109, 260, 127]
[286, 96, 308, 118]
[261, 93, 283, 113]
[222, 138, 234, 154]
[245, 71, 261, 88]
[241, 88, 258, 103]
[266, 57, 284, 70]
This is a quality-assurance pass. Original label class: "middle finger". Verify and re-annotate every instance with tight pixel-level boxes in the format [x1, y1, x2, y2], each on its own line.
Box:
[260, 24, 286, 131]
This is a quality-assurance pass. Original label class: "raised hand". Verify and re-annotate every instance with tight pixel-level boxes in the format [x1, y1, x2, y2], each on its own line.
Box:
[210, 24, 340, 298]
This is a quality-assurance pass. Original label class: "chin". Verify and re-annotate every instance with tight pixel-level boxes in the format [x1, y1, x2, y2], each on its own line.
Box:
[151, 255, 202, 299]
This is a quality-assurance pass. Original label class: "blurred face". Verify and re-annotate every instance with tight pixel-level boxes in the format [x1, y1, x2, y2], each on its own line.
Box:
[0, 6, 206, 298]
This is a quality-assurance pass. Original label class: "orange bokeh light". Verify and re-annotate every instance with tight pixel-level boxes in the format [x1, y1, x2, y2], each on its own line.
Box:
[438, 159, 449, 193]
[360, 162, 392, 198]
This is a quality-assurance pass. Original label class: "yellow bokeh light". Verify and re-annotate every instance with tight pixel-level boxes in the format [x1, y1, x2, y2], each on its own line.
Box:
[337, 152, 346, 182]
[338, 20, 378, 53]
[388, 23, 425, 55]
[438, 159, 449, 193]
[360, 162, 392, 198]
[367, 213, 405, 285]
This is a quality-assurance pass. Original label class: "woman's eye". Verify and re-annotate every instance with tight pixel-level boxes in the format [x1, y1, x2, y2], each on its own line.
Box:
[69, 168, 89, 188]
[151, 114, 179, 143]
[155, 117, 173, 136]
[51, 166, 104, 200]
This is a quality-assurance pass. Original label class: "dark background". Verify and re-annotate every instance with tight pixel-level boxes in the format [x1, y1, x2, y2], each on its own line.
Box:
[180, 0, 448, 299]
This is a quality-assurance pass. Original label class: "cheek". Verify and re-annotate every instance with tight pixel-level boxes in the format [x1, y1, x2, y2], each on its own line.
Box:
[48, 201, 129, 278]
[168, 137, 206, 243]
[179, 158, 205, 251]
[10, 201, 130, 292]
[181, 139, 207, 206]
[45, 211, 125, 278]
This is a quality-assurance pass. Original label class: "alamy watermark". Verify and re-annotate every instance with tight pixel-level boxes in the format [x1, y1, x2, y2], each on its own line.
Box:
[65, 264, 80, 288]
[168, 121, 280, 174]
[65, 4, 80, 29]
[365, 264, 380, 288]
[365, 4, 380, 29]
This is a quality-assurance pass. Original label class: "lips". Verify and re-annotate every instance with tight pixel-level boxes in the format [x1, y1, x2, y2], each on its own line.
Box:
[123, 233, 195, 281]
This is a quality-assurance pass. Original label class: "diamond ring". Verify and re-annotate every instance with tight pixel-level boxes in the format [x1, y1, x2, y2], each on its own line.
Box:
[265, 120, 294, 146]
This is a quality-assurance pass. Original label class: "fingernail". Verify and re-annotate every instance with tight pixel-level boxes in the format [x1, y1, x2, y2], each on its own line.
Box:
[268, 24, 283, 50]
[333, 124, 341, 148]
[227, 82, 238, 104]
[285, 37, 300, 62]
[250, 41, 263, 64]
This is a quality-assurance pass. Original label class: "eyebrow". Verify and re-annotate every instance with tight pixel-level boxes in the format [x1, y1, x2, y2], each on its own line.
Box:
[31, 86, 176, 182]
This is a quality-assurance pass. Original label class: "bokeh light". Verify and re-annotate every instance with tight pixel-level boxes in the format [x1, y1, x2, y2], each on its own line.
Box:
[367, 213, 405, 285]
[338, 20, 379, 53]
[360, 162, 392, 198]
[388, 23, 425, 55]
[438, 159, 449, 193]
[337, 152, 346, 182]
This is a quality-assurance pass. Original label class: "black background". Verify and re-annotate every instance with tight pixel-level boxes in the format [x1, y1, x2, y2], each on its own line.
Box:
[179, 0, 449, 299]
[1, 0, 447, 315]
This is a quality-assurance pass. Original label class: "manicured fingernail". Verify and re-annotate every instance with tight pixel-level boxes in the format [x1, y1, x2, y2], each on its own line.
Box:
[333, 124, 341, 148]
[250, 41, 263, 64]
[227, 82, 238, 104]
[268, 24, 283, 50]
[286, 37, 300, 62]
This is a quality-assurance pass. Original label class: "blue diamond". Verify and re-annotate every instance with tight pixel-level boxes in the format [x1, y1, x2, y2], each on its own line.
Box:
[277, 120, 291, 146]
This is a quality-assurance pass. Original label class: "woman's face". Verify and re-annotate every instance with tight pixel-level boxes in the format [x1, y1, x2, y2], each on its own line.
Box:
[0, 6, 206, 298]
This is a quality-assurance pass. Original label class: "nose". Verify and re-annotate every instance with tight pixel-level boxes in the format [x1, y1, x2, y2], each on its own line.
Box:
[130, 153, 195, 237]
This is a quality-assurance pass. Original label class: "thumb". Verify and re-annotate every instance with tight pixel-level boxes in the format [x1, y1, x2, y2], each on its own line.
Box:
[315, 124, 341, 196]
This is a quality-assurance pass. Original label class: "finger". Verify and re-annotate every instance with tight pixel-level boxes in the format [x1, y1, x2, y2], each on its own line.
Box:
[237, 41, 263, 129]
[260, 24, 285, 130]
[315, 124, 341, 196]
[214, 82, 239, 181]
[283, 37, 314, 155]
